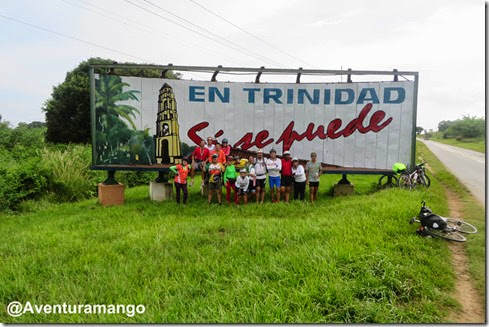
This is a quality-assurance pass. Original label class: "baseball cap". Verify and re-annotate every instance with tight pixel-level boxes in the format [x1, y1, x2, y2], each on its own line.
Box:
[257, 149, 263, 153]
[222, 138, 228, 143]
[284, 151, 291, 156]
[292, 157, 299, 162]
[240, 168, 247, 173]
[270, 148, 277, 153]
[212, 153, 219, 158]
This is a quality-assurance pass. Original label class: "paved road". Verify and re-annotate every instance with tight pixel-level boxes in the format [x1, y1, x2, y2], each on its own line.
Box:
[420, 139, 485, 205]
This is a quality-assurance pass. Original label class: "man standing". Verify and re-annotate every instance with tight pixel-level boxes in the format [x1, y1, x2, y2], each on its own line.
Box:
[280, 150, 293, 203]
[254, 149, 267, 204]
[306, 152, 322, 203]
[204, 136, 215, 152]
[266, 149, 282, 203]
[191, 139, 209, 189]
[209, 143, 226, 164]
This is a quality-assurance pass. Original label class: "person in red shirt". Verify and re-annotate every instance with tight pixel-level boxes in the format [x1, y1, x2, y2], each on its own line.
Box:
[280, 151, 293, 203]
[169, 157, 190, 204]
[209, 143, 226, 164]
[191, 139, 210, 188]
[221, 138, 232, 157]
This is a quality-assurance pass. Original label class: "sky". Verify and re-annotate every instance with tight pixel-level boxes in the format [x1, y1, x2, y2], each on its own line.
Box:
[0, 0, 485, 131]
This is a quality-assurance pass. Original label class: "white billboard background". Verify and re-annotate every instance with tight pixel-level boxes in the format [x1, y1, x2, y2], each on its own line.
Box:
[97, 75, 415, 170]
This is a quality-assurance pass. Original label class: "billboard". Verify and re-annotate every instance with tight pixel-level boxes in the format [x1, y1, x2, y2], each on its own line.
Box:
[91, 73, 416, 170]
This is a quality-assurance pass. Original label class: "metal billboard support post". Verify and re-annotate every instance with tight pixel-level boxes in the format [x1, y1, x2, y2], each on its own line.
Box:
[89, 66, 96, 167]
[411, 73, 420, 169]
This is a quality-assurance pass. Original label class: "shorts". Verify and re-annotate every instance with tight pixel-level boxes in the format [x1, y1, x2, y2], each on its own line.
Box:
[281, 175, 294, 187]
[237, 188, 248, 196]
[255, 178, 266, 189]
[247, 180, 256, 193]
[209, 181, 222, 190]
[192, 160, 204, 171]
[269, 176, 281, 189]
[309, 181, 319, 188]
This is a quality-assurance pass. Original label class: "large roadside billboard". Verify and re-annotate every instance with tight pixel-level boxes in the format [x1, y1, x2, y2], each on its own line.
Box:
[91, 73, 416, 170]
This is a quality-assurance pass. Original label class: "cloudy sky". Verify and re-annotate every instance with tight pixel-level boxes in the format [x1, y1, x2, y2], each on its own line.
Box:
[0, 0, 484, 130]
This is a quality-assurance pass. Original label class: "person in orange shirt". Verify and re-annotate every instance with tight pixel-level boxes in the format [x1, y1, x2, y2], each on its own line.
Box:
[208, 143, 226, 164]
[169, 157, 191, 204]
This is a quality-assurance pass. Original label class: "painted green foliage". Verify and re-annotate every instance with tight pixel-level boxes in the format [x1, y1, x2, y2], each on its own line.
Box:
[95, 75, 155, 165]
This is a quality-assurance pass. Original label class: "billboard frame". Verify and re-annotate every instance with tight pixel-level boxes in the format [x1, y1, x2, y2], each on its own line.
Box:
[89, 64, 419, 176]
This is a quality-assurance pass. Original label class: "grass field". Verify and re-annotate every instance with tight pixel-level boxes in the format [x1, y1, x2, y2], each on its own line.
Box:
[0, 148, 479, 323]
[417, 142, 485, 297]
[424, 133, 485, 153]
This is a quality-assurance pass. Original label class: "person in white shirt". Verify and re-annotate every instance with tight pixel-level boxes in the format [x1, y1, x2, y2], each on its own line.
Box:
[246, 155, 257, 202]
[291, 157, 306, 201]
[235, 169, 250, 205]
[204, 136, 216, 152]
[266, 148, 282, 203]
[254, 149, 267, 204]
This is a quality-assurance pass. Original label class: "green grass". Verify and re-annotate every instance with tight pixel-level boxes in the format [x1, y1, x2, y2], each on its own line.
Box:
[425, 133, 485, 153]
[0, 170, 460, 323]
[417, 141, 486, 297]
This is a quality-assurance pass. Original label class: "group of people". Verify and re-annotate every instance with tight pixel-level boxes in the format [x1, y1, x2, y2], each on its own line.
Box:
[169, 136, 322, 205]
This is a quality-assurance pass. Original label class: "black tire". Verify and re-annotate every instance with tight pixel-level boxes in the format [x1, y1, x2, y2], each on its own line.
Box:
[399, 174, 412, 190]
[446, 218, 478, 234]
[378, 174, 399, 188]
[425, 228, 466, 242]
[418, 174, 431, 188]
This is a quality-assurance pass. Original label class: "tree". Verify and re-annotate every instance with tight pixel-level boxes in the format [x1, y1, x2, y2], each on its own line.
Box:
[43, 57, 179, 144]
[438, 120, 453, 132]
[445, 115, 485, 139]
[416, 126, 424, 134]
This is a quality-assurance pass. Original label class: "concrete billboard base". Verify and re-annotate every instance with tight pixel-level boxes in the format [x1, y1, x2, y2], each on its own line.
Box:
[150, 182, 173, 202]
[98, 183, 125, 206]
[333, 183, 355, 197]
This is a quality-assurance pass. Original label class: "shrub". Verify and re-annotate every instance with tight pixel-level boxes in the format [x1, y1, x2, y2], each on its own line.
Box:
[0, 156, 48, 211]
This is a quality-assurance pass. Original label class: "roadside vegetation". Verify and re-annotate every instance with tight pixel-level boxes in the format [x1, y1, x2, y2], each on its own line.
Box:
[419, 116, 485, 153]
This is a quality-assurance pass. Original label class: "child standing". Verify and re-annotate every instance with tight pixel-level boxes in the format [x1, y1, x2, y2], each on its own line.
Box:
[235, 169, 250, 205]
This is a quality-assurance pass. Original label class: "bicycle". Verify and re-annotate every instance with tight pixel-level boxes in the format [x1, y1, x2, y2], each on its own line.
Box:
[409, 200, 477, 242]
[399, 162, 431, 190]
[378, 174, 399, 188]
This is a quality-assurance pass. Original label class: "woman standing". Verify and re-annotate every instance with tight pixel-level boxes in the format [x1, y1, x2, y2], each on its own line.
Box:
[223, 156, 238, 204]
[306, 152, 321, 203]
[291, 157, 306, 201]
[169, 157, 191, 204]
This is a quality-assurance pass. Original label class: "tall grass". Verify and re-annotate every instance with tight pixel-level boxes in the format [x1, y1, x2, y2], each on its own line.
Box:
[39, 145, 95, 202]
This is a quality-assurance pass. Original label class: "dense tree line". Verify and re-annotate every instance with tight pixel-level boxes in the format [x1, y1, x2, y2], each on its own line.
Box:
[437, 116, 485, 139]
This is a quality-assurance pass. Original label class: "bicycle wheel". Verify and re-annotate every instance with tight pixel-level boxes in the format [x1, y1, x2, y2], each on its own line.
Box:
[378, 174, 399, 188]
[399, 174, 412, 189]
[446, 218, 478, 234]
[418, 174, 431, 188]
[425, 228, 466, 242]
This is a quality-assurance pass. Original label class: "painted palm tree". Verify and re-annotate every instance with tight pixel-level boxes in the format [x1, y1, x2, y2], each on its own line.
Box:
[95, 75, 152, 164]
[95, 75, 141, 130]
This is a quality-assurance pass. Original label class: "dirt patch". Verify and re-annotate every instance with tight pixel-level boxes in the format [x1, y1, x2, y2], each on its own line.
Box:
[445, 188, 485, 323]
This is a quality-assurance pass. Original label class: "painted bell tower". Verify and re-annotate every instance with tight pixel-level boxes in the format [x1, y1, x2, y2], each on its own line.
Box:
[155, 83, 182, 164]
